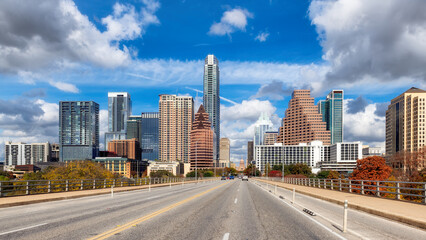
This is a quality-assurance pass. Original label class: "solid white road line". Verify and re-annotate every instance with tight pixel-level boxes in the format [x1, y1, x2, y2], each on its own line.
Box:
[234, 198, 238, 204]
[0, 223, 48, 236]
[223, 233, 230, 240]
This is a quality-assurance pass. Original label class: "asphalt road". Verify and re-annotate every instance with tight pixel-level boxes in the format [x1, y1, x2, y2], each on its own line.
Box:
[0, 179, 424, 240]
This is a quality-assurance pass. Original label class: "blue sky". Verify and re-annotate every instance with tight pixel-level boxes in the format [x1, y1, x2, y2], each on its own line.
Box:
[1, 0, 426, 162]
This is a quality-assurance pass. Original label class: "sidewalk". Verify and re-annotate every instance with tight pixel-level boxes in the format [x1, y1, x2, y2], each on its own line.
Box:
[0, 180, 206, 208]
[256, 178, 426, 230]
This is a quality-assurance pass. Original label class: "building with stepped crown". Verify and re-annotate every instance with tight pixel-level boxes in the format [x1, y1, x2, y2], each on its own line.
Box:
[277, 90, 331, 145]
[190, 105, 214, 169]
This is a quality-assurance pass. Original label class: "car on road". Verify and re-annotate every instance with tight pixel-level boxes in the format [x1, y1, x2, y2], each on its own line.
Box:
[229, 175, 235, 180]
[221, 176, 226, 180]
[242, 176, 248, 181]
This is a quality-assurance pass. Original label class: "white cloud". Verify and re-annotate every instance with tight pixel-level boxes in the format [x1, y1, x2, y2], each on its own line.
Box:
[0, 0, 160, 74]
[309, 0, 426, 85]
[255, 31, 269, 42]
[221, 99, 281, 162]
[343, 99, 385, 145]
[209, 8, 253, 36]
[49, 81, 80, 93]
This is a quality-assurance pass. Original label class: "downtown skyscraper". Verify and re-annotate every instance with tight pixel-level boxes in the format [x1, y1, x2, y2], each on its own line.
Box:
[318, 90, 344, 144]
[105, 92, 132, 150]
[59, 101, 99, 161]
[159, 94, 193, 163]
[203, 54, 220, 161]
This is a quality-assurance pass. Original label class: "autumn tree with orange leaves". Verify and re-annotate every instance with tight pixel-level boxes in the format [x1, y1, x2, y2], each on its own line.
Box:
[351, 156, 392, 195]
[351, 156, 392, 181]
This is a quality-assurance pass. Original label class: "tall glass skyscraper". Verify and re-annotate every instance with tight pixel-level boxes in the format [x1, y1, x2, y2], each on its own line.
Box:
[59, 101, 99, 161]
[141, 112, 159, 161]
[106, 92, 132, 150]
[318, 90, 344, 144]
[254, 112, 274, 146]
[126, 115, 142, 142]
[203, 54, 220, 160]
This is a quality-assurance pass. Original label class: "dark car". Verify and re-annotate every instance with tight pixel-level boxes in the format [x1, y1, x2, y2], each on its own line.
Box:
[221, 176, 226, 180]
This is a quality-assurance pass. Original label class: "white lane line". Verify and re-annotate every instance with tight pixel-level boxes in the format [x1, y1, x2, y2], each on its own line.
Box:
[223, 233, 230, 240]
[0, 223, 48, 236]
[234, 198, 238, 204]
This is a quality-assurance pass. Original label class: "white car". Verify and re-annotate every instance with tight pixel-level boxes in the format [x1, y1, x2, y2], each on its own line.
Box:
[242, 176, 249, 181]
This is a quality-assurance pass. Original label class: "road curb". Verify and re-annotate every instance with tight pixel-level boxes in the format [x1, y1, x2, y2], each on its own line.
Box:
[257, 179, 426, 230]
[0, 180, 205, 209]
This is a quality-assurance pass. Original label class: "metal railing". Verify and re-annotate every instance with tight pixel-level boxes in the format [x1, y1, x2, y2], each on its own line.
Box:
[261, 177, 426, 204]
[0, 177, 211, 197]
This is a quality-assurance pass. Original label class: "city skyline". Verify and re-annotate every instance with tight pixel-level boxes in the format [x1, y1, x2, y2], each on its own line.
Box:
[1, 0, 426, 163]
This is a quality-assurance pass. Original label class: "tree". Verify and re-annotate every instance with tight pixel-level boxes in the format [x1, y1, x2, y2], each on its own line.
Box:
[351, 156, 392, 181]
[351, 156, 392, 195]
[268, 170, 282, 177]
[243, 164, 261, 176]
[43, 161, 116, 180]
[388, 148, 426, 182]
[150, 170, 174, 178]
[288, 163, 312, 177]
[203, 171, 214, 177]
[265, 163, 271, 176]
[317, 171, 330, 179]
[327, 170, 341, 179]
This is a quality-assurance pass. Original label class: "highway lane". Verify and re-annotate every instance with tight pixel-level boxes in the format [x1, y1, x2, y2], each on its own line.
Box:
[2, 179, 422, 240]
[254, 180, 426, 240]
[0, 179, 342, 240]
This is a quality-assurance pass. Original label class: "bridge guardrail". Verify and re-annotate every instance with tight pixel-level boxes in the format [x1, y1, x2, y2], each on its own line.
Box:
[0, 177, 215, 197]
[260, 177, 426, 204]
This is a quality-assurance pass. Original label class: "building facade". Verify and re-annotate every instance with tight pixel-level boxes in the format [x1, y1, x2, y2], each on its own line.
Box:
[362, 146, 385, 157]
[107, 138, 141, 160]
[50, 143, 60, 162]
[203, 54, 220, 160]
[277, 90, 331, 145]
[190, 105, 214, 169]
[5, 142, 51, 166]
[159, 95, 193, 162]
[59, 101, 99, 161]
[254, 113, 274, 146]
[255, 141, 362, 174]
[107, 92, 132, 132]
[141, 112, 159, 161]
[218, 138, 230, 168]
[386, 87, 426, 156]
[247, 141, 254, 164]
[318, 90, 344, 144]
[126, 115, 142, 142]
[263, 131, 278, 145]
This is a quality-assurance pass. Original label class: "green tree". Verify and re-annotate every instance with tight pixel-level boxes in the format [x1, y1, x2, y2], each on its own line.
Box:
[203, 171, 214, 177]
[288, 163, 312, 177]
[265, 163, 271, 176]
[243, 164, 261, 176]
[43, 161, 115, 180]
[317, 171, 330, 179]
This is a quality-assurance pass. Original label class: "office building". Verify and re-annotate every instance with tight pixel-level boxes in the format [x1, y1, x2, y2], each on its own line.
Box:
[238, 158, 245, 171]
[105, 92, 132, 149]
[4, 142, 51, 166]
[126, 115, 142, 142]
[203, 54, 220, 160]
[141, 112, 159, 161]
[107, 138, 141, 160]
[254, 113, 274, 146]
[190, 105, 214, 169]
[255, 141, 362, 174]
[50, 143, 60, 162]
[108, 92, 132, 132]
[94, 157, 148, 178]
[218, 138, 230, 168]
[386, 87, 426, 156]
[159, 94, 193, 163]
[247, 141, 253, 164]
[277, 90, 331, 145]
[59, 101, 99, 161]
[362, 145, 385, 157]
[318, 90, 344, 144]
[263, 131, 278, 145]
[147, 161, 190, 177]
